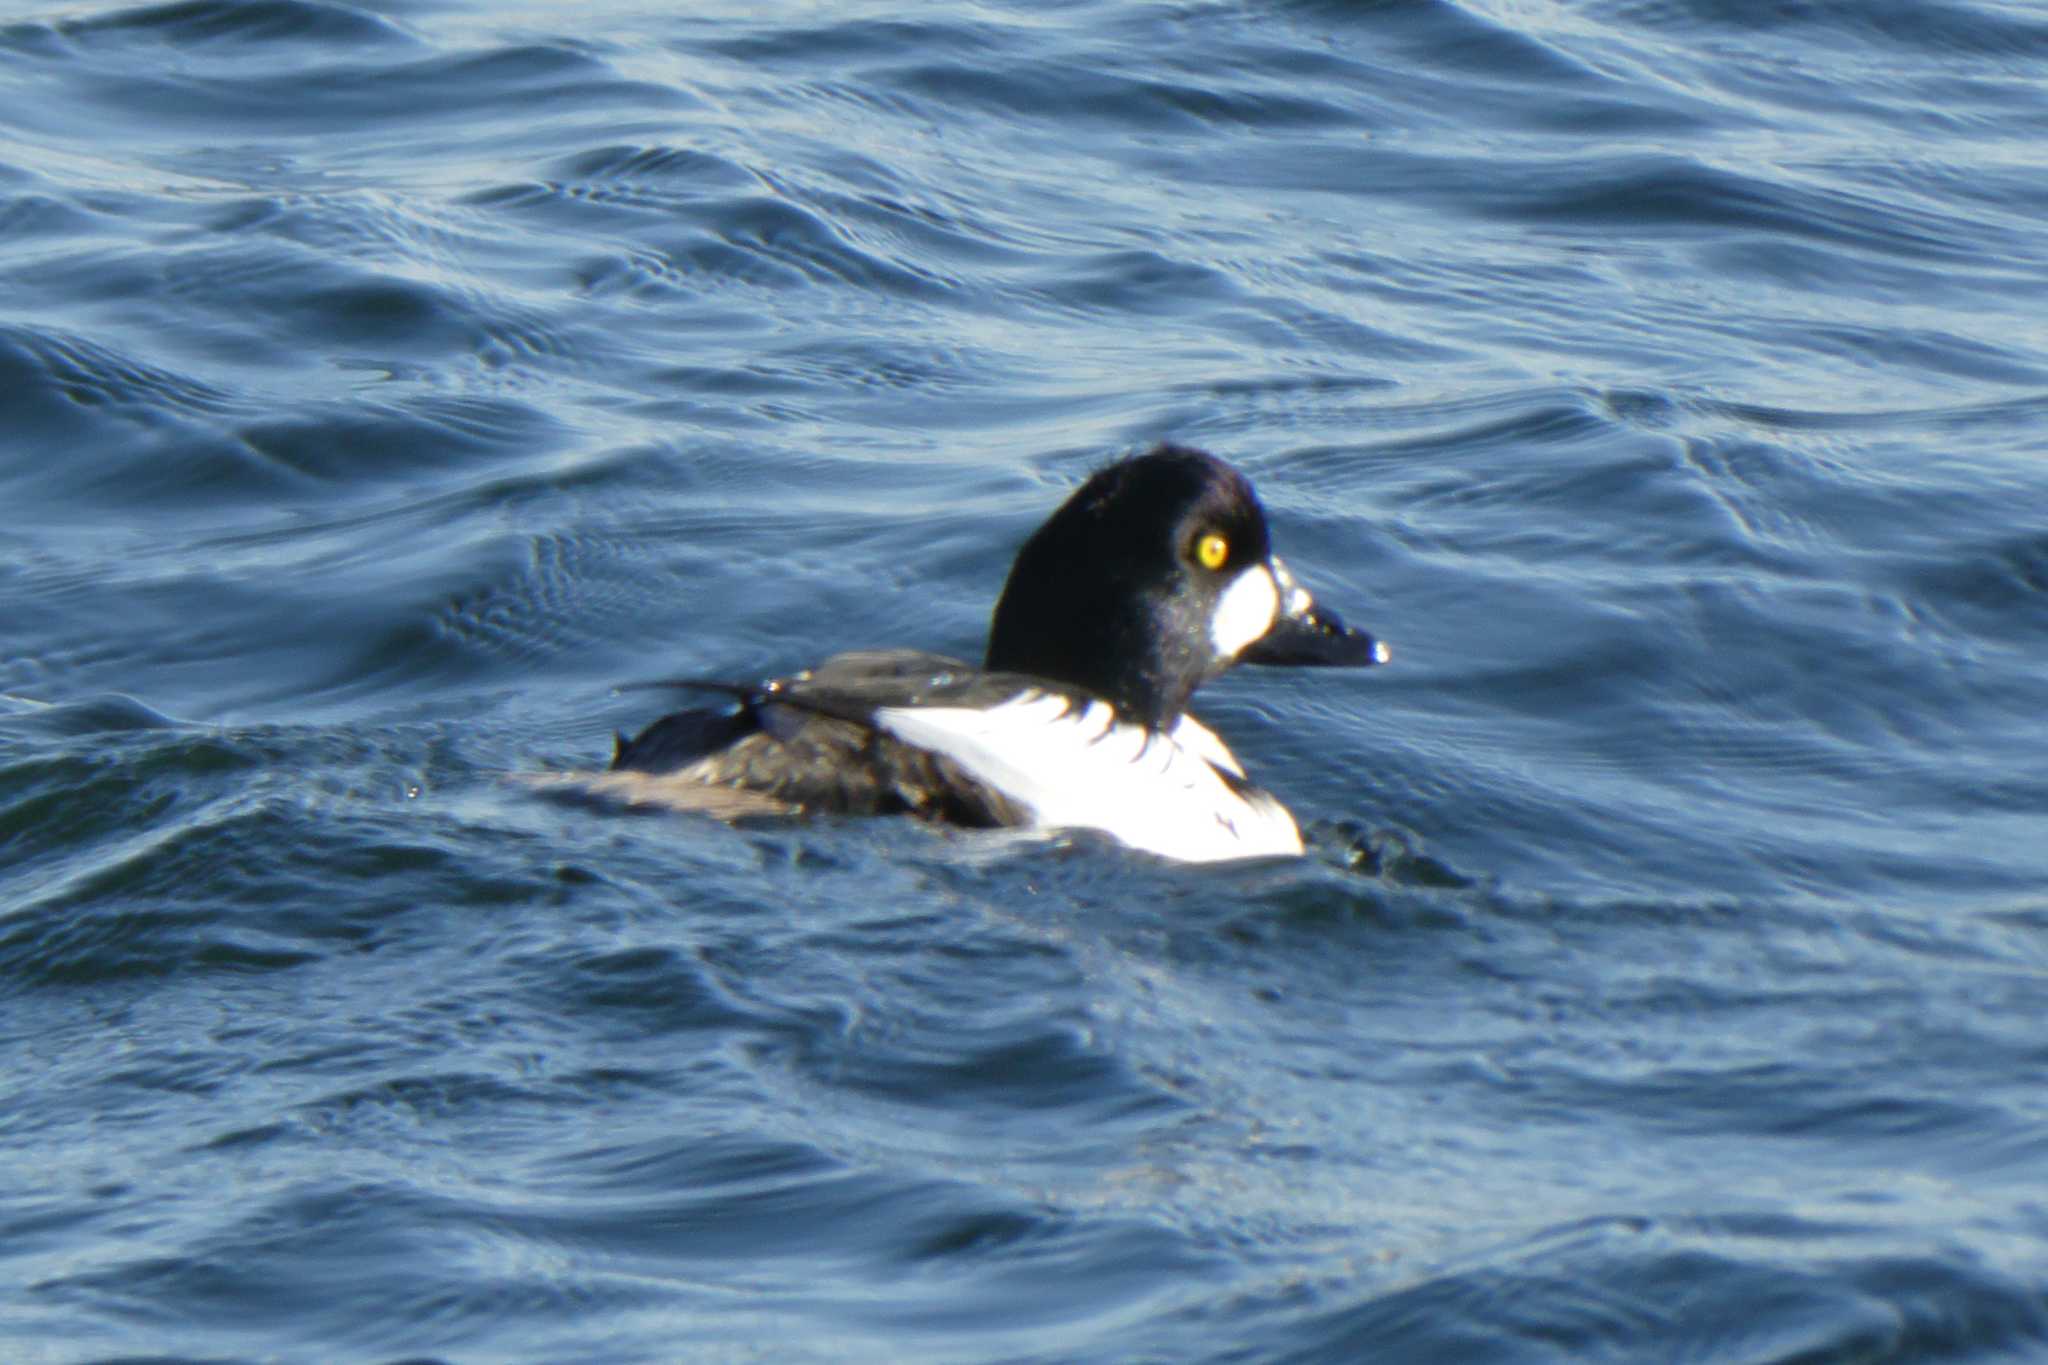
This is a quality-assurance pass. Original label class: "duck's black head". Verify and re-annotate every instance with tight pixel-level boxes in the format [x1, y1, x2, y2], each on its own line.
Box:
[984, 443, 1386, 729]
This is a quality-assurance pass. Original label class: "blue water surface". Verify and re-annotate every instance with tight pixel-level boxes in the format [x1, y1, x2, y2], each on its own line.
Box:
[3, 0, 2047, 1360]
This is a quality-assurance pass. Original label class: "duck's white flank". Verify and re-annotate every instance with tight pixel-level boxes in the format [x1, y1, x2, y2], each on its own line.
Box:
[874, 692, 1302, 862]
[1167, 712, 1245, 778]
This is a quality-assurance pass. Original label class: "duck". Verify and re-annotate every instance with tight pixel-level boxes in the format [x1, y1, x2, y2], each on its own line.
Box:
[560, 443, 1388, 862]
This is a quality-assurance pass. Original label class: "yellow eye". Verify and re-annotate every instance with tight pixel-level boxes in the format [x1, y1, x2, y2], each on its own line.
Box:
[1195, 532, 1229, 571]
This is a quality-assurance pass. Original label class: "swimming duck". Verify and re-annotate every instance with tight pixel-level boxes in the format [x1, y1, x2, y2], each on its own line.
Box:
[576, 443, 1387, 862]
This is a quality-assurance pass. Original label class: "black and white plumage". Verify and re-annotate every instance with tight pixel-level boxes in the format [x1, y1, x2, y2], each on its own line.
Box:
[563, 444, 1389, 863]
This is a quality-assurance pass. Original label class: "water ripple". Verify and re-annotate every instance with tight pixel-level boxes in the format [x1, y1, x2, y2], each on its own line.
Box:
[5, 0, 2048, 1359]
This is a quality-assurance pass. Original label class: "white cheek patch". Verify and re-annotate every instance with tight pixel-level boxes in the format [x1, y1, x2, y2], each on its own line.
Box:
[1211, 564, 1280, 660]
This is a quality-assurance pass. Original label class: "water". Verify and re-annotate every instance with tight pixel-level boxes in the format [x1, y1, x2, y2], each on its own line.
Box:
[4, 0, 2047, 1360]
